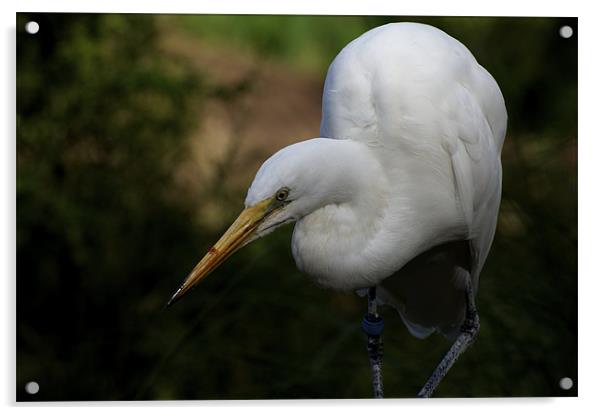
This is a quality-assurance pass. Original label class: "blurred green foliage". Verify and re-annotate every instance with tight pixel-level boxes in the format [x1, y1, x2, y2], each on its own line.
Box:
[17, 14, 576, 400]
[178, 15, 577, 139]
[17, 13, 205, 400]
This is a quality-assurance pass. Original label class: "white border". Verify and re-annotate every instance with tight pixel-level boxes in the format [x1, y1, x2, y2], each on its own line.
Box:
[10, 0, 581, 16]
[3, 1, 600, 414]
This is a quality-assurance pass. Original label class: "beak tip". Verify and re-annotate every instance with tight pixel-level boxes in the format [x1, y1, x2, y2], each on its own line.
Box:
[165, 288, 183, 309]
[165, 202, 267, 310]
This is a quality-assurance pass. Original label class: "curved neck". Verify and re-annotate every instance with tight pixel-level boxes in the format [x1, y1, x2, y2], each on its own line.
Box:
[290, 139, 392, 289]
[290, 139, 465, 291]
[286, 138, 388, 220]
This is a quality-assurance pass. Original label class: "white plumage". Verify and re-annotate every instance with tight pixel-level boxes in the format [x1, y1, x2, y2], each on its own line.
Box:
[170, 21, 507, 396]
[246, 22, 506, 338]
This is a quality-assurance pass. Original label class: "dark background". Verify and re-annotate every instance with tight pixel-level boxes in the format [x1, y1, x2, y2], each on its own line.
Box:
[16, 14, 577, 400]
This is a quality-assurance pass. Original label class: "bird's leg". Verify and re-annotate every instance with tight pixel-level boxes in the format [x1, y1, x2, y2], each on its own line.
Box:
[417, 280, 480, 398]
[362, 286, 384, 398]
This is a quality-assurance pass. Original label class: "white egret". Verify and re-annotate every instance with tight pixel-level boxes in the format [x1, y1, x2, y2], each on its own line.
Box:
[168, 22, 507, 398]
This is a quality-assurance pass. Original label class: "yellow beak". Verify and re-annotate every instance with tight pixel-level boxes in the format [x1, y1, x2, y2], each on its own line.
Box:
[167, 198, 273, 307]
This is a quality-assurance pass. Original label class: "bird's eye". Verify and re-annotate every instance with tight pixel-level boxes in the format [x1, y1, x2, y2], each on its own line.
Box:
[275, 188, 289, 202]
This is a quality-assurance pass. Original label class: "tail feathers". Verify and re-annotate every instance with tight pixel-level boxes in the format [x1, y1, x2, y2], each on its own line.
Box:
[377, 285, 462, 341]
[356, 271, 468, 341]
[356, 286, 436, 339]
[356, 240, 473, 342]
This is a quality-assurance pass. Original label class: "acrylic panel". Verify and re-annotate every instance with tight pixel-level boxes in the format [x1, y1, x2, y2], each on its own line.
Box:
[16, 13, 577, 400]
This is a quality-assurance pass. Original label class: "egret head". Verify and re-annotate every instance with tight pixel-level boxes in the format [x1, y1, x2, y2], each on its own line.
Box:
[244, 138, 355, 230]
[167, 138, 376, 306]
